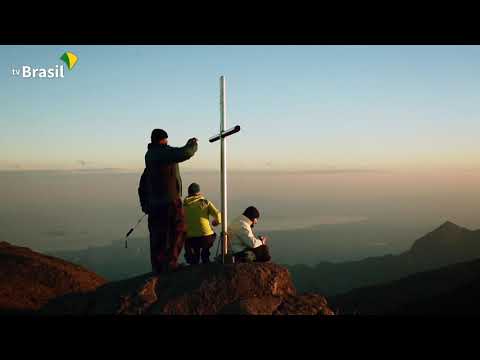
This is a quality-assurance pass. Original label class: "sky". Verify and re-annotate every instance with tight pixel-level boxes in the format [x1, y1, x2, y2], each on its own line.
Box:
[1, 45, 480, 172]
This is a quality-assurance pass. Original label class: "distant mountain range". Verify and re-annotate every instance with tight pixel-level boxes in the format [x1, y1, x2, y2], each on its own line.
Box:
[288, 221, 480, 296]
[331, 257, 480, 315]
[47, 221, 429, 281]
[50, 239, 151, 281]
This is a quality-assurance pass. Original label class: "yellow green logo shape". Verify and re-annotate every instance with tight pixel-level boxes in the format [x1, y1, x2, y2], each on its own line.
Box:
[60, 51, 78, 70]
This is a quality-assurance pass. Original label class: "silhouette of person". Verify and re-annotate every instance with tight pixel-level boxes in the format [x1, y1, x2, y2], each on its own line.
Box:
[138, 129, 198, 273]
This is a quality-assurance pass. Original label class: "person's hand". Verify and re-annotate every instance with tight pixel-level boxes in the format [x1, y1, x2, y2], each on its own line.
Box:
[187, 137, 198, 146]
[260, 235, 268, 244]
[212, 219, 219, 227]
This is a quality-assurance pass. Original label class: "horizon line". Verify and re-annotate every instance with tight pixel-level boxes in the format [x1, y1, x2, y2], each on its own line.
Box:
[0, 167, 391, 175]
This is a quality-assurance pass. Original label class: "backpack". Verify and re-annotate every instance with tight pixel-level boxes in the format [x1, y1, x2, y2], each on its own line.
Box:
[138, 168, 151, 214]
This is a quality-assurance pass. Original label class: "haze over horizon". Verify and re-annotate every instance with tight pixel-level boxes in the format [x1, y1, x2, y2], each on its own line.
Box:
[1, 169, 480, 258]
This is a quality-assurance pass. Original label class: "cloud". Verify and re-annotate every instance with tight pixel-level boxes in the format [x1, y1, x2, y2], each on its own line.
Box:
[278, 169, 389, 175]
[44, 230, 66, 238]
[228, 168, 390, 175]
[70, 168, 130, 173]
[183, 168, 390, 176]
[0, 162, 23, 170]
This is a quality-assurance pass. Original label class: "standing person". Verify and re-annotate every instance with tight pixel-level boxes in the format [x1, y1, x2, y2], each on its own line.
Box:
[183, 182, 221, 265]
[227, 206, 271, 263]
[138, 129, 198, 273]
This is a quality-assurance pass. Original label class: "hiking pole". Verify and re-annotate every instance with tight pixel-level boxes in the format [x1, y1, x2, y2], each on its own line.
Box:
[125, 213, 147, 248]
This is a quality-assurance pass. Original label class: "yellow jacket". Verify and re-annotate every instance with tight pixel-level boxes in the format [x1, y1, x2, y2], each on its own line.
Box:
[183, 194, 221, 238]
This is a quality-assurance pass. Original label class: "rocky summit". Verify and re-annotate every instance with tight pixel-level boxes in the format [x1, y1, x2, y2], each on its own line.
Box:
[41, 262, 334, 315]
[0, 241, 106, 314]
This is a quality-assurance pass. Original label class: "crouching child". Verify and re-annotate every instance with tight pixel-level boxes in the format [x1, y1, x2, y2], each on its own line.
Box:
[183, 183, 221, 265]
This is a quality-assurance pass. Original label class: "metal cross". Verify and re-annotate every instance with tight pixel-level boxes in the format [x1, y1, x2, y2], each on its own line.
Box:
[209, 76, 241, 264]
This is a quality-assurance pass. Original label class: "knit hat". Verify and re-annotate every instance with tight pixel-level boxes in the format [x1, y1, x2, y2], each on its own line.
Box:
[151, 129, 168, 143]
[243, 206, 260, 221]
[188, 183, 201, 196]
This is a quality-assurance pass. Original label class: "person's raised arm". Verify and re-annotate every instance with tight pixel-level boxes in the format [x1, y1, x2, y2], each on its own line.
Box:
[167, 138, 198, 163]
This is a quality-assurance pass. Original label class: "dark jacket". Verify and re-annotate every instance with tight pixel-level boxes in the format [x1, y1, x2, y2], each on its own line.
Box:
[139, 140, 197, 213]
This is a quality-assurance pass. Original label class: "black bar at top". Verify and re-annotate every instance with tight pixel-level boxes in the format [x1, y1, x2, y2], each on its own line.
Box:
[209, 125, 241, 143]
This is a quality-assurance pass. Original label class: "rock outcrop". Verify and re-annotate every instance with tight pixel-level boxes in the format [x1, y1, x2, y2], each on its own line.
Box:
[41, 262, 334, 315]
[0, 242, 106, 314]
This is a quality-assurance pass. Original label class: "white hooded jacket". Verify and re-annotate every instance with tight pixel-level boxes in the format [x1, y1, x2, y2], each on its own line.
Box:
[227, 214, 263, 254]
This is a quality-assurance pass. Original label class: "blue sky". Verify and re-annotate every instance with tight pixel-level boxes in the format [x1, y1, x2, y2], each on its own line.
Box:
[1, 45, 480, 171]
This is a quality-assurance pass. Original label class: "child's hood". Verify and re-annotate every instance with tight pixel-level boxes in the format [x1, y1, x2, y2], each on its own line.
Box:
[184, 194, 208, 207]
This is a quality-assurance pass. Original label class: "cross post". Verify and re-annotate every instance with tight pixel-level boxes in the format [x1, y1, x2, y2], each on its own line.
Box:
[209, 76, 241, 264]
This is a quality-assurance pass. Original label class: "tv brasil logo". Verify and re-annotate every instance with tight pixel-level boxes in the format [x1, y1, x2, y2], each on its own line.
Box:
[11, 51, 78, 79]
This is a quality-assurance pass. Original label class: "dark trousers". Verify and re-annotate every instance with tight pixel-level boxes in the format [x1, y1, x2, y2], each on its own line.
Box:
[148, 198, 185, 273]
[234, 244, 271, 263]
[184, 233, 216, 265]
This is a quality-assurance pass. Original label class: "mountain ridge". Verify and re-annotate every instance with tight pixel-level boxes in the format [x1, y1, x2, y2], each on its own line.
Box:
[331, 256, 480, 315]
[288, 220, 480, 296]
